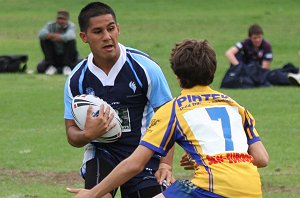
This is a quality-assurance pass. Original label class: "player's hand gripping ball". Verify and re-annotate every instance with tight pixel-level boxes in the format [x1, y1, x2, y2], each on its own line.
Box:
[71, 94, 122, 143]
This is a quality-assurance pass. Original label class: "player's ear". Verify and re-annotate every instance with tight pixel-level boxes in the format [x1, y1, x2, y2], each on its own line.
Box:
[80, 32, 88, 43]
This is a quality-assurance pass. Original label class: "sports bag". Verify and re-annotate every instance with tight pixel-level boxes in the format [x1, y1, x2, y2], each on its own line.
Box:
[220, 61, 271, 89]
[0, 55, 28, 73]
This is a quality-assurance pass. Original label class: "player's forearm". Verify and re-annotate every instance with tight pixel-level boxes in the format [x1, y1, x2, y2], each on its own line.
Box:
[65, 121, 91, 147]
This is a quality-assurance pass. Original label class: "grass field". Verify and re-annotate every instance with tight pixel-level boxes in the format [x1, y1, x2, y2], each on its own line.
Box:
[0, 0, 300, 197]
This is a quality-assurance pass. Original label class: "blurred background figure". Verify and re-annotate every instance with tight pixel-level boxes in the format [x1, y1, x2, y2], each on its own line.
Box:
[222, 24, 300, 88]
[225, 23, 273, 70]
[37, 10, 80, 75]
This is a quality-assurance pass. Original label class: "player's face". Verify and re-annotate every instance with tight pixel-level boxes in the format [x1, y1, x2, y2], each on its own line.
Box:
[250, 34, 263, 48]
[80, 14, 120, 66]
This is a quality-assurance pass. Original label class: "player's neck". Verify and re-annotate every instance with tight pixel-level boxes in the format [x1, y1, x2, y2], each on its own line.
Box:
[93, 58, 117, 75]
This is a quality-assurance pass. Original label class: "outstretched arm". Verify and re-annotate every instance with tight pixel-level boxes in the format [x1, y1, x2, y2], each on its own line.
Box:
[67, 145, 155, 198]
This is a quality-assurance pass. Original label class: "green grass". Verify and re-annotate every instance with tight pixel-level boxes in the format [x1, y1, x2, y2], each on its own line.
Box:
[0, 0, 300, 197]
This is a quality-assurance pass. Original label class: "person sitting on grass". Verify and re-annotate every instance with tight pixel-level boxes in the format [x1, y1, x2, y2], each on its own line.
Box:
[224, 23, 300, 87]
[67, 39, 269, 198]
[37, 10, 80, 75]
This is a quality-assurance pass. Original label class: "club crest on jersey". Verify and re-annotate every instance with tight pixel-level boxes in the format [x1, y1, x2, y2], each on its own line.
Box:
[129, 81, 136, 93]
[149, 119, 160, 128]
[86, 87, 95, 95]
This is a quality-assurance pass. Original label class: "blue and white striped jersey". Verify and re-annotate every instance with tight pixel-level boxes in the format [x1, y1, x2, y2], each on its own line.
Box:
[64, 43, 172, 172]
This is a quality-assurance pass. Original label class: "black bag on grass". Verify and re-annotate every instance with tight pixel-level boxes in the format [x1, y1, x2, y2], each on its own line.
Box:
[220, 61, 271, 88]
[0, 55, 28, 73]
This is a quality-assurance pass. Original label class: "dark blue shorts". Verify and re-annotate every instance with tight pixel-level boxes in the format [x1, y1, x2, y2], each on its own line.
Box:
[163, 180, 224, 198]
[85, 147, 165, 197]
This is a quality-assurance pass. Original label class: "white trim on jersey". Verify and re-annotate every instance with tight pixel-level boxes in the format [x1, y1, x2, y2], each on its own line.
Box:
[87, 43, 127, 86]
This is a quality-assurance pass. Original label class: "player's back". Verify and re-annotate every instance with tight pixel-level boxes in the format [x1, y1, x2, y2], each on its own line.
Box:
[174, 86, 262, 197]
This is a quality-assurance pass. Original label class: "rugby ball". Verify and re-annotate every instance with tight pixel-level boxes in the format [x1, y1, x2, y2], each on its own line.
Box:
[71, 94, 122, 143]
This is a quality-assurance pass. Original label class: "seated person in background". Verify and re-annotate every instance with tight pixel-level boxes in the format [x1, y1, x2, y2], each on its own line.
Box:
[225, 23, 300, 87]
[225, 23, 273, 70]
[37, 10, 80, 75]
[67, 39, 269, 198]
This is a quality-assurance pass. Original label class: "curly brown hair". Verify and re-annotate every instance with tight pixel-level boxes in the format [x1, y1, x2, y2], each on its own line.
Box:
[170, 39, 217, 88]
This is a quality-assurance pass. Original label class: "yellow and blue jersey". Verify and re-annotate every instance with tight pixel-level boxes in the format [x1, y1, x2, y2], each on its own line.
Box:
[141, 86, 263, 197]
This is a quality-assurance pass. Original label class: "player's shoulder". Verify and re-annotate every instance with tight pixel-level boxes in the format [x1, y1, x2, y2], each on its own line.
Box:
[125, 46, 151, 59]
[67, 58, 88, 82]
[125, 46, 158, 67]
[126, 48, 163, 77]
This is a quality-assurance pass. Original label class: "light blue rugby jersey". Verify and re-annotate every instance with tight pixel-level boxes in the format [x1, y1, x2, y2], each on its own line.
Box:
[63, 43, 172, 172]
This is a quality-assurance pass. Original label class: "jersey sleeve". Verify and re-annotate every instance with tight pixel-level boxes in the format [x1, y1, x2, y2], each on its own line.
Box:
[140, 100, 176, 156]
[129, 53, 172, 108]
[243, 109, 261, 145]
[64, 76, 74, 120]
[262, 40, 273, 61]
[147, 65, 172, 108]
[63, 59, 88, 120]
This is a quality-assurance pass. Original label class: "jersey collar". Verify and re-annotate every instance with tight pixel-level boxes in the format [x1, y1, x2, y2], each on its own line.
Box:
[181, 85, 213, 94]
[87, 43, 126, 86]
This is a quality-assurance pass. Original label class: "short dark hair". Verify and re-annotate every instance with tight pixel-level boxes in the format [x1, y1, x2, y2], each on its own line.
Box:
[248, 24, 263, 37]
[57, 10, 69, 19]
[78, 2, 117, 32]
[170, 39, 217, 88]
